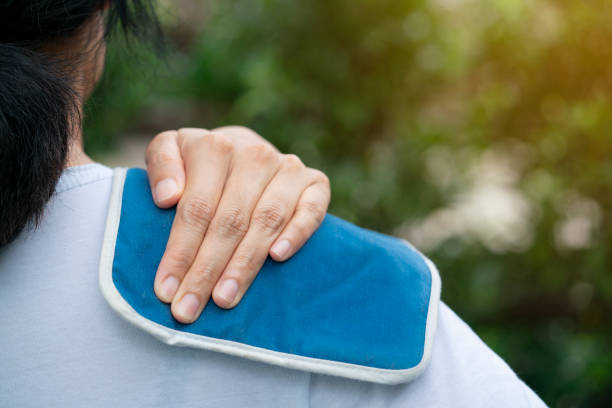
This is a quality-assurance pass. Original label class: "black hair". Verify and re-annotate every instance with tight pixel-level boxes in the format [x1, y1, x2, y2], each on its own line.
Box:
[0, 1, 161, 246]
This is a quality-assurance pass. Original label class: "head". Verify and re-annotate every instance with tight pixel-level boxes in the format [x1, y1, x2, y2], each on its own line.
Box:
[0, 0, 162, 246]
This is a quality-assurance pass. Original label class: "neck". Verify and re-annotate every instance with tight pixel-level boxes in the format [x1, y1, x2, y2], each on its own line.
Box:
[65, 114, 94, 167]
[65, 64, 97, 168]
[66, 140, 95, 167]
[56, 28, 105, 169]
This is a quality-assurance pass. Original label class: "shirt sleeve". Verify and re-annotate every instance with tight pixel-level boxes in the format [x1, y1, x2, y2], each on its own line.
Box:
[308, 302, 548, 408]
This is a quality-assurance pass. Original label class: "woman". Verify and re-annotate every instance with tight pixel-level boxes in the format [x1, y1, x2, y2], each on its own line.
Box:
[0, 1, 546, 407]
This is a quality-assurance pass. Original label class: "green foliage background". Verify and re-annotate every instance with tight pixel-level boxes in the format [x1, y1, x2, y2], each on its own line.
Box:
[85, 0, 612, 406]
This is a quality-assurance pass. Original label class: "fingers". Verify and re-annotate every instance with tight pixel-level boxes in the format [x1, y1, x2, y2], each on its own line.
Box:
[269, 170, 330, 261]
[153, 129, 232, 306]
[211, 125, 277, 150]
[169, 143, 282, 323]
[145, 130, 186, 208]
[150, 126, 332, 324]
[212, 156, 329, 309]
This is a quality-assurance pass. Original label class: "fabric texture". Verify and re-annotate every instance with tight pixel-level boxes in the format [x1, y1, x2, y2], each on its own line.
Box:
[103, 168, 439, 383]
[0, 163, 548, 407]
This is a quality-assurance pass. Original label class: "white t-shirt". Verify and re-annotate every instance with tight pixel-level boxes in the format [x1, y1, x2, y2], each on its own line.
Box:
[0, 164, 546, 407]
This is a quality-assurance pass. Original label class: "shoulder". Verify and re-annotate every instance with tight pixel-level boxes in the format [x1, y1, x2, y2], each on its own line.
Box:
[406, 303, 547, 407]
[309, 303, 547, 407]
[100, 167, 441, 384]
[100, 167, 547, 405]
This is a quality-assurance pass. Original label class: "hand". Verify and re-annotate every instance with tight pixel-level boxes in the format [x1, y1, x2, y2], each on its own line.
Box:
[144, 126, 330, 323]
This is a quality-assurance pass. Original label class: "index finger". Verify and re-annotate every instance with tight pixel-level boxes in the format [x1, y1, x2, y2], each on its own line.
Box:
[153, 129, 233, 304]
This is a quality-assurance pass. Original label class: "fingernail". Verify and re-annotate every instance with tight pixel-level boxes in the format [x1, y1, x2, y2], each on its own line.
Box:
[158, 276, 179, 302]
[271, 239, 291, 259]
[154, 178, 178, 203]
[217, 279, 239, 305]
[175, 293, 201, 323]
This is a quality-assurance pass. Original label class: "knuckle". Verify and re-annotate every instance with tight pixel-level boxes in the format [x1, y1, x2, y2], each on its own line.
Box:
[188, 266, 218, 290]
[177, 127, 205, 137]
[145, 131, 177, 164]
[215, 125, 260, 140]
[177, 128, 212, 151]
[290, 216, 311, 238]
[299, 200, 326, 223]
[178, 198, 214, 227]
[215, 208, 248, 238]
[231, 252, 254, 270]
[163, 247, 194, 272]
[223, 125, 250, 133]
[155, 130, 179, 142]
[149, 151, 176, 166]
[245, 144, 277, 163]
[253, 205, 286, 233]
[209, 132, 234, 153]
[228, 253, 261, 284]
[312, 169, 330, 186]
[282, 154, 304, 170]
[177, 128, 203, 143]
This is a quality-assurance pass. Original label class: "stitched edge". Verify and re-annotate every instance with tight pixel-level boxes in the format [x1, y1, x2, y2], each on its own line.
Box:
[99, 167, 441, 385]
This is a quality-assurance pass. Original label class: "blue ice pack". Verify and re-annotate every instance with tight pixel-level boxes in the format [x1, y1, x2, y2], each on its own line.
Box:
[99, 168, 440, 384]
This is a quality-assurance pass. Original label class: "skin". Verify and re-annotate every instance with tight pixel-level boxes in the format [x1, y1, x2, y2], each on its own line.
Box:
[59, 10, 331, 323]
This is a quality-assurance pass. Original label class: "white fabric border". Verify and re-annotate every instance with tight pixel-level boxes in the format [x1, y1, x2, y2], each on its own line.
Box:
[99, 167, 442, 385]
